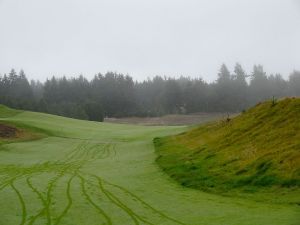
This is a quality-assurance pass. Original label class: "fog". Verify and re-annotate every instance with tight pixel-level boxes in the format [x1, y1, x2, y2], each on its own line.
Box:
[0, 0, 299, 81]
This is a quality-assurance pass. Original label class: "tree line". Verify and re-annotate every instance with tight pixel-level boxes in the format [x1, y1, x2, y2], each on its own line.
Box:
[0, 63, 299, 121]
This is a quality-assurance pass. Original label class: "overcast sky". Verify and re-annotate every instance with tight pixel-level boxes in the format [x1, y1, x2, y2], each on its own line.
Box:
[0, 0, 299, 82]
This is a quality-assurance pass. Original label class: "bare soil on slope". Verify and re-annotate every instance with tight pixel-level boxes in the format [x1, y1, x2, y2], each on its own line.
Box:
[0, 123, 18, 138]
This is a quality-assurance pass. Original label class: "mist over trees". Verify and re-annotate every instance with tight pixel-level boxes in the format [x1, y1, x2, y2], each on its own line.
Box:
[0, 64, 299, 122]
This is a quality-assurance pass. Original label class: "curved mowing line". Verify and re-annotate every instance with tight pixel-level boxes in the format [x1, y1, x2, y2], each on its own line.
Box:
[42, 163, 78, 225]
[0, 180, 12, 191]
[80, 170, 185, 225]
[86, 143, 100, 159]
[80, 172, 141, 225]
[0, 175, 9, 183]
[94, 175, 140, 225]
[90, 144, 106, 159]
[26, 165, 77, 225]
[26, 177, 47, 204]
[109, 144, 117, 158]
[63, 141, 87, 162]
[66, 142, 86, 160]
[11, 180, 27, 225]
[44, 172, 66, 225]
[0, 174, 25, 191]
[77, 173, 112, 225]
[61, 141, 117, 164]
[104, 180, 188, 225]
[26, 177, 47, 225]
[92, 175, 156, 225]
[54, 174, 75, 225]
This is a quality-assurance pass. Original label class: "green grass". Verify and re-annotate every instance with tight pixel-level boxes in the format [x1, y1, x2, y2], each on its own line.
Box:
[0, 104, 299, 225]
[154, 98, 300, 204]
[0, 104, 21, 118]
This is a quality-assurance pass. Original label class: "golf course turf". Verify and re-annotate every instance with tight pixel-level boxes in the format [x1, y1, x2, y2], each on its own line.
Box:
[0, 106, 299, 225]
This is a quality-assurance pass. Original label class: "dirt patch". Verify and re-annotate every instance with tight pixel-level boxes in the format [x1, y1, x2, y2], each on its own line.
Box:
[0, 124, 18, 138]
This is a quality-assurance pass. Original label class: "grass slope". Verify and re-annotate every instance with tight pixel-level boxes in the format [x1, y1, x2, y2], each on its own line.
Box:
[155, 98, 300, 203]
[0, 104, 21, 118]
[0, 104, 299, 225]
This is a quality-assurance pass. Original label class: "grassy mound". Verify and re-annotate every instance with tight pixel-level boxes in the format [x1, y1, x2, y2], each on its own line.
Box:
[154, 98, 300, 195]
[0, 105, 21, 118]
[0, 105, 49, 146]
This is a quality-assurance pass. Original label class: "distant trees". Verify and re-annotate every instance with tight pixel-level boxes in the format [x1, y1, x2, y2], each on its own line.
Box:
[214, 64, 235, 111]
[0, 69, 33, 109]
[163, 79, 182, 114]
[91, 73, 136, 117]
[0, 65, 299, 121]
[232, 63, 248, 110]
[181, 77, 209, 113]
[249, 65, 269, 103]
[289, 70, 300, 96]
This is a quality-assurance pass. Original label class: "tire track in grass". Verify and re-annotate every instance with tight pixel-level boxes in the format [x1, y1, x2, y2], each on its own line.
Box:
[110, 144, 117, 158]
[64, 141, 86, 162]
[72, 140, 187, 225]
[45, 175, 62, 225]
[0, 174, 25, 191]
[88, 144, 98, 159]
[2, 140, 186, 225]
[0, 179, 14, 191]
[1, 141, 96, 224]
[90, 143, 115, 160]
[42, 169, 70, 225]
[0, 165, 48, 192]
[90, 144, 105, 159]
[93, 175, 140, 225]
[26, 176, 47, 225]
[10, 179, 27, 225]
[40, 163, 76, 225]
[27, 173, 59, 225]
[26, 177, 47, 205]
[64, 141, 90, 162]
[0, 175, 9, 184]
[103, 180, 188, 225]
[107, 143, 115, 158]
[93, 174, 158, 225]
[77, 173, 112, 225]
[84, 172, 184, 225]
[54, 173, 75, 225]
[79, 172, 141, 225]
[79, 143, 89, 161]
[27, 164, 83, 225]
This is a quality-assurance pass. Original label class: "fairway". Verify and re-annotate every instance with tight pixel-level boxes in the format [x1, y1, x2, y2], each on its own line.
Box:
[0, 110, 299, 225]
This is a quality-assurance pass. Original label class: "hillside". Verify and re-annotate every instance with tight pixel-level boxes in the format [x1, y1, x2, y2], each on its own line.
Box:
[0, 104, 299, 224]
[0, 105, 21, 118]
[154, 98, 300, 201]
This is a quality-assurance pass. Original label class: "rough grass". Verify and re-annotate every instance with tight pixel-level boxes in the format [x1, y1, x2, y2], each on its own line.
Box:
[154, 98, 300, 203]
[0, 104, 299, 225]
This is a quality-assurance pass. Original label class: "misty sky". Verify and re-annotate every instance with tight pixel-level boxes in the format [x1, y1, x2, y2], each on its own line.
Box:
[0, 0, 300, 82]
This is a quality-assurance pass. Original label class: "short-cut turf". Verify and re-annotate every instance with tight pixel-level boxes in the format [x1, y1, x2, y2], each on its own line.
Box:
[0, 103, 299, 225]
